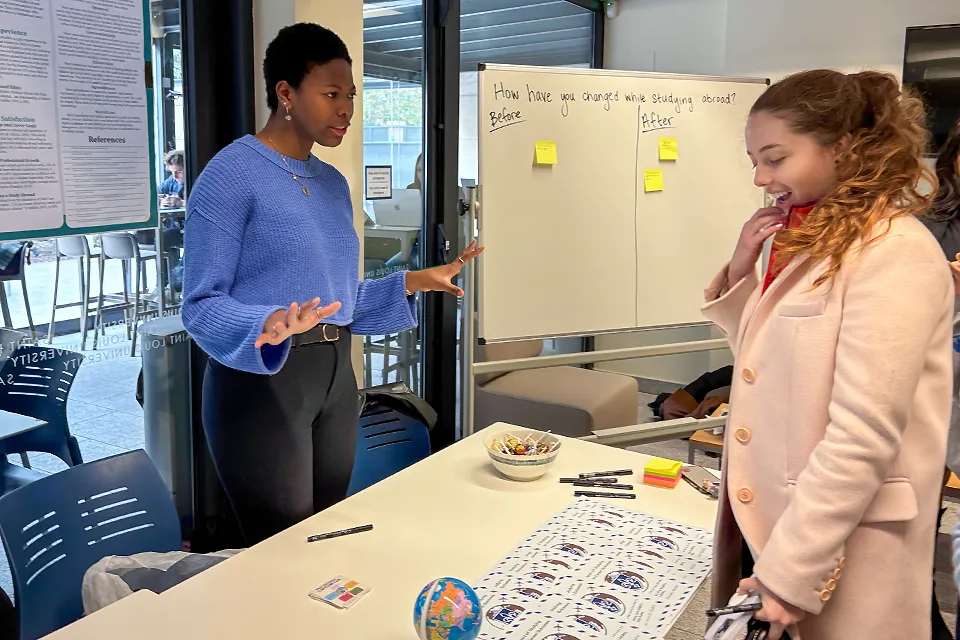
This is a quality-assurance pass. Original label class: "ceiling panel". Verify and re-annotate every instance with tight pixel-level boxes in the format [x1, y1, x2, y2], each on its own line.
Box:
[363, 0, 595, 81]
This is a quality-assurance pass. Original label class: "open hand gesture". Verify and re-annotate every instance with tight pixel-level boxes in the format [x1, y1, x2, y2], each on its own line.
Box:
[254, 298, 342, 349]
[405, 240, 485, 296]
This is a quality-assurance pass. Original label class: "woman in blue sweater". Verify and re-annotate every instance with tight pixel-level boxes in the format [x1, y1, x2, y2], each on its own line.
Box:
[182, 23, 481, 544]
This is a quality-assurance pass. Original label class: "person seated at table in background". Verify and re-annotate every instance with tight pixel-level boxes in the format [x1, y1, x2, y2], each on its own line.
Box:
[406, 153, 422, 190]
[704, 70, 952, 639]
[158, 149, 186, 209]
[181, 23, 481, 545]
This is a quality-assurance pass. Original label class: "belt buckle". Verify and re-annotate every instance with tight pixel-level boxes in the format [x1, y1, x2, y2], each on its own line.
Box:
[321, 324, 339, 342]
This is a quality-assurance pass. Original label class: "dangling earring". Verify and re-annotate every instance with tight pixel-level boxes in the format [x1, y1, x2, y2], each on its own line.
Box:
[283, 103, 292, 121]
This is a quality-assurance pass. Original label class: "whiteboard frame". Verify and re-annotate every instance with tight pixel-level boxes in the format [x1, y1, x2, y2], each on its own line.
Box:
[475, 63, 769, 344]
[477, 63, 769, 86]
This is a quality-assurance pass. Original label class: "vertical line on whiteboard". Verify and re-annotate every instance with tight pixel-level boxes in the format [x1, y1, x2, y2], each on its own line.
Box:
[633, 104, 641, 328]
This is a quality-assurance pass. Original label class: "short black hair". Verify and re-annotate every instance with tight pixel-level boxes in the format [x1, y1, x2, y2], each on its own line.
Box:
[263, 23, 352, 113]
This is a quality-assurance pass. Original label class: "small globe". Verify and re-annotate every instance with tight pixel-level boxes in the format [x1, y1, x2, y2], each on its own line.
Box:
[413, 577, 483, 640]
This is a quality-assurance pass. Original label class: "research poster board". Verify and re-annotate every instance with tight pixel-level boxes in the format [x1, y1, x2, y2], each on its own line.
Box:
[0, 0, 158, 240]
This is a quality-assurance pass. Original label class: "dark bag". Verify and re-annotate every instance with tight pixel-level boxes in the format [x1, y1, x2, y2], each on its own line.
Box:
[745, 618, 792, 640]
[359, 381, 437, 431]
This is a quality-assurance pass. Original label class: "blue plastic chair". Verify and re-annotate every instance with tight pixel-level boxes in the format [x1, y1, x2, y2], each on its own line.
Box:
[0, 449, 181, 640]
[0, 346, 84, 492]
[347, 402, 431, 496]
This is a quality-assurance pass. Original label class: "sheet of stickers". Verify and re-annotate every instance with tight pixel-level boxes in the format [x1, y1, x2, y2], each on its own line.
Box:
[473, 499, 713, 640]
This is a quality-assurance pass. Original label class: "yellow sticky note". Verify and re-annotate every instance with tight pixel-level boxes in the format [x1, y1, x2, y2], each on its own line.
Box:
[659, 137, 678, 160]
[535, 141, 557, 165]
[644, 169, 664, 193]
[644, 458, 683, 477]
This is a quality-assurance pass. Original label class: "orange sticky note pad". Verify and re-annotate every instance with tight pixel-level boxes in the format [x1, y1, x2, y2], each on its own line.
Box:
[644, 474, 681, 489]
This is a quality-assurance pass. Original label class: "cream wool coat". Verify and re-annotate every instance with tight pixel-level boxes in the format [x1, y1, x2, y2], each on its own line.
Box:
[702, 215, 953, 639]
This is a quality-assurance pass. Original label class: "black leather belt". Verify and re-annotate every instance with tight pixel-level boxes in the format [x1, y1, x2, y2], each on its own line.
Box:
[291, 324, 345, 348]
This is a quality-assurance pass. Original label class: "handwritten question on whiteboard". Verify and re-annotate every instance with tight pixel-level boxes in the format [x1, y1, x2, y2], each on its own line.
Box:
[488, 81, 738, 134]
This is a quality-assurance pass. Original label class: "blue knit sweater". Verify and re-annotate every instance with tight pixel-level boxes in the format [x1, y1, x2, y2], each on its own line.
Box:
[182, 135, 417, 375]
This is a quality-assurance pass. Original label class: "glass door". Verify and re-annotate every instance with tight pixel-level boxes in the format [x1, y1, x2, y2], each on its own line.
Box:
[458, 0, 605, 436]
[362, 0, 605, 444]
[361, 1, 425, 395]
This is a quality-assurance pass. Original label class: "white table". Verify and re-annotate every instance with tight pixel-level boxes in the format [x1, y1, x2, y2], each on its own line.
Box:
[364, 224, 420, 261]
[45, 425, 718, 639]
[0, 410, 46, 439]
[46, 591, 161, 640]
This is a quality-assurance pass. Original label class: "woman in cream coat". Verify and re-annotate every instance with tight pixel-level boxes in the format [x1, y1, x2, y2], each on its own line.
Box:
[705, 70, 953, 639]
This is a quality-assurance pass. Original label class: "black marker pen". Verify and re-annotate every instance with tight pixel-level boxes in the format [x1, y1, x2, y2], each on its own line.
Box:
[707, 601, 763, 617]
[306, 524, 374, 543]
[573, 481, 634, 490]
[578, 469, 633, 479]
[574, 491, 636, 499]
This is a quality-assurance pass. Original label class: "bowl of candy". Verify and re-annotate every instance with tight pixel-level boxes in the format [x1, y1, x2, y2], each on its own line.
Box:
[483, 428, 561, 481]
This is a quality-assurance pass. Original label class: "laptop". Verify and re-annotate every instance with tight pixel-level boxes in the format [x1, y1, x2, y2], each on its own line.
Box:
[371, 189, 422, 227]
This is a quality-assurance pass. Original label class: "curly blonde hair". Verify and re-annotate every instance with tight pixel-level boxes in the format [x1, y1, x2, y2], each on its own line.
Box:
[752, 69, 936, 287]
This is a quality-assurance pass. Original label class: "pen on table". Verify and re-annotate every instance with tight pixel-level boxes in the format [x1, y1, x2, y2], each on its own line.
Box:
[306, 524, 374, 543]
[560, 477, 618, 484]
[573, 481, 634, 490]
[579, 469, 633, 479]
[574, 491, 636, 500]
[706, 601, 763, 617]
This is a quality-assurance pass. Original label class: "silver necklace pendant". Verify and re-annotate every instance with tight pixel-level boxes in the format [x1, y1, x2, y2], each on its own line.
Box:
[301, 184, 310, 196]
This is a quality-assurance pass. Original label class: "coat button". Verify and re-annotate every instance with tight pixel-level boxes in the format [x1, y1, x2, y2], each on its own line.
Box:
[742, 367, 756, 383]
[735, 428, 751, 443]
[819, 589, 832, 602]
[737, 488, 754, 503]
[826, 579, 837, 591]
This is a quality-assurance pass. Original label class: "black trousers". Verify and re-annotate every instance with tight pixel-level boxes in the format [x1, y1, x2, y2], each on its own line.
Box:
[201, 330, 359, 545]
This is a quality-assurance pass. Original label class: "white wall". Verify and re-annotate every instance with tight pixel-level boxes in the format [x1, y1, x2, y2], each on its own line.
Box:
[603, 0, 727, 75]
[724, 0, 960, 81]
[252, 0, 366, 379]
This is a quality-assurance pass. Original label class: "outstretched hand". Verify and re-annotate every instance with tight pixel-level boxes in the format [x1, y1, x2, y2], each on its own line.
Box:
[254, 298, 342, 349]
[405, 240, 484, 296]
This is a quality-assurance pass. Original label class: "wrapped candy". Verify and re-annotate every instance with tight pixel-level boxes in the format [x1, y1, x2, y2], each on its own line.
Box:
[492, 432, 558, 457]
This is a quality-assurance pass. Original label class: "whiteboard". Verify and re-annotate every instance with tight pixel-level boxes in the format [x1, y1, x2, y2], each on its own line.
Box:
[477, 64, 768, 342]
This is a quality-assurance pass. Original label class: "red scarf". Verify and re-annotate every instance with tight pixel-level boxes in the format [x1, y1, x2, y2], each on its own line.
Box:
[761, 201, 816, 294]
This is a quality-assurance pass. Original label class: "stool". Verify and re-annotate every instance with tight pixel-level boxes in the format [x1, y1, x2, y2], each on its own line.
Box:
[48, 236, 100, 350]
[363, 329, 420, 393]
[687, 429, 724, 464]
[94, 233, 161, 356]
